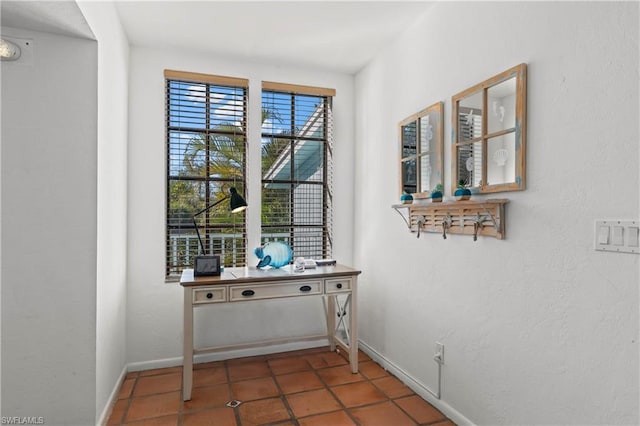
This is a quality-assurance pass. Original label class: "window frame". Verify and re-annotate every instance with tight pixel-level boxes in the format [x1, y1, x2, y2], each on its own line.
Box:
[164, 70, 249, 278]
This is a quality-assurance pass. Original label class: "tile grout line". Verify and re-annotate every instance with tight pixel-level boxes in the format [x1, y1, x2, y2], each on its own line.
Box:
[312, 353, 366, 425]
[223, 359, 245, 426]
[119, 373, 139, 425]
[333, 350, 426, 425]
[267, 357, 301, 426]
[177, 365, 184, 426]
[300, 352, 356, 424]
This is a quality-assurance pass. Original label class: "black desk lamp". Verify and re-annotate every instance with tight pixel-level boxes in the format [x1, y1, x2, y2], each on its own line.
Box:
[192, 187, 247, 276]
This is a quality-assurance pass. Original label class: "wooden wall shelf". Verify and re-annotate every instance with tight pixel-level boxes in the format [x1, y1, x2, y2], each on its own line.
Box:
[392, 199, 508, 240]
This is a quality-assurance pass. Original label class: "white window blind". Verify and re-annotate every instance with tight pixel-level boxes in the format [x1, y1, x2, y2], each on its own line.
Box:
[261, 82, 334, 260]
[165, 70, 248, 277]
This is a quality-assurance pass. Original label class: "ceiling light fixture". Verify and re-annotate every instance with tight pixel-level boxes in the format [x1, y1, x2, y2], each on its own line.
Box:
[0, 38, 21, 61]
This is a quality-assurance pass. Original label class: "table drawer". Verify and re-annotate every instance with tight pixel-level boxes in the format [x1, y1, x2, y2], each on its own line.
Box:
[325, 277, 352, 293]
[230, 280, 323, 301]
[193, 287, 227, 304]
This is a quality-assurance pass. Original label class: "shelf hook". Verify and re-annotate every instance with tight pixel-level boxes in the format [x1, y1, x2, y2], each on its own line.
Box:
[480, 204, 499, 231]
[416, 215, 425, 239]
[442, 214, 452, 239]
[473, 213, 487, 241]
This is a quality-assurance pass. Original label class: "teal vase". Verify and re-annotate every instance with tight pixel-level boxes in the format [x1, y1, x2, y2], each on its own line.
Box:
[454, 188, 471, 201]
[400, 193, 413, 204]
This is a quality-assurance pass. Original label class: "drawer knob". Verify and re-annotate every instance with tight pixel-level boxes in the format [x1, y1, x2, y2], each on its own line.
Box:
[241, 289, 255, 297]
[299, 285, 312, 292]
[206, 292, 213, 299]
[336, 283, 343, 289]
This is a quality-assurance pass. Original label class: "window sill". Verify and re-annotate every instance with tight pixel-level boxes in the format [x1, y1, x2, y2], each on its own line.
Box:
[165, 274, 181, 284]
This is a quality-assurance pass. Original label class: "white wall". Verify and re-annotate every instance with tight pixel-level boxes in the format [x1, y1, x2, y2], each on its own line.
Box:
[354, 2, 639, 425]
[76, 1, 130, 423]
[127, 47, 354, 365]
[1, 27, 98, 424]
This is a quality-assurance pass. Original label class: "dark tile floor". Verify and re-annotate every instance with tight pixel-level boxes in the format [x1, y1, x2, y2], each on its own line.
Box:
[107, 347, 456, 426]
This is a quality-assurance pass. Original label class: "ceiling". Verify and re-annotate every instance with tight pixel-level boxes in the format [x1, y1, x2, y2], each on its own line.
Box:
[1, 0, 94, 40]
[1, 1, 432, 75]
[114, 1, 433, 74]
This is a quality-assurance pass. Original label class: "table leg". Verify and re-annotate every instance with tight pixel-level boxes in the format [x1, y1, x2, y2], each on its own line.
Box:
[183, 287, 194, 401]
[349, 277, 358, 373]
[326, 294, 336, 351]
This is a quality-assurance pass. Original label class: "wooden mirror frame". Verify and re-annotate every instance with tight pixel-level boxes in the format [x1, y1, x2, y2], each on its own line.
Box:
[399, 101, 444, 199]
[451, 63, 527, 194]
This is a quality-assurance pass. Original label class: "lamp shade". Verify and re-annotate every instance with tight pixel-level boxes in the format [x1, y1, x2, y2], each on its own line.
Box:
[229, 187, 248, 213]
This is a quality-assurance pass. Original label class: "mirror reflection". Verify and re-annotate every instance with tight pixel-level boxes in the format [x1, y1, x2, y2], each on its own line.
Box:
[487, 78, 516, 133]
[401, 121, 417, 193]
[458, 91, 483, 142]
[402, 158, 417, 193]
[399, 102, 443, 198]
[488, 133, 516, 186]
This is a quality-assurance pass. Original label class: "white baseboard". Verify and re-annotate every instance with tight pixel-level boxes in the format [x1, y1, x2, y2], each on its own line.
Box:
[127, 338, 329, 372]
[358, 340, 474, 426]
[96, 365, 127, 426]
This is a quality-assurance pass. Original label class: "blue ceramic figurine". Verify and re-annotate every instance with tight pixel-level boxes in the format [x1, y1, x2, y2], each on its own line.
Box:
[254, 242, 293, 268]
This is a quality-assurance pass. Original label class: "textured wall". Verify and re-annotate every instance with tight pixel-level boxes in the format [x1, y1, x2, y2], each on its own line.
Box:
[354, 2, 639, 424]
[126, 46, 355, 365]
[1, 27, 98, 424]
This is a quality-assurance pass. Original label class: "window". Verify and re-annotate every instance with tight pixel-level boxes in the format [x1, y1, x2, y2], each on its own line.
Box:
[261, 82, 335, 259]
[165, 70, 248, 277]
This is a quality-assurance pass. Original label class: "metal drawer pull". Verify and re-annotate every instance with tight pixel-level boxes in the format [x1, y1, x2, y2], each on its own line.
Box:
[299, 285, 312, 292]
[336, 283, 343, 289]
[206, 293, 213, 299]
[241, 290, 255, 297]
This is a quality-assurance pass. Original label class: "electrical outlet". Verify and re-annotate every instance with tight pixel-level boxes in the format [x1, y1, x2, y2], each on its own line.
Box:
[434, 342, 444, 364]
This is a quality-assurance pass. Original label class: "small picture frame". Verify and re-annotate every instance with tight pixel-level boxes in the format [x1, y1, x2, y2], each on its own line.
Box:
[194, 255, 221, 277]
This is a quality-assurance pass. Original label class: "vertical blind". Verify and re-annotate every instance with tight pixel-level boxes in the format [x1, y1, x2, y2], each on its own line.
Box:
[165, 70, 248, 277]
[261, 82, 335, 260]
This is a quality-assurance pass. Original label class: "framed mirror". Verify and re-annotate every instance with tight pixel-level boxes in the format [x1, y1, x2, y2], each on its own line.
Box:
[452, 63, 527, 194]
[399, 102, 444, 198]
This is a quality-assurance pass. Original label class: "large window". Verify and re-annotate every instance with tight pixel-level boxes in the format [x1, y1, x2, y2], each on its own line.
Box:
[261, 82, 334, 259]
[165, 70, 248, 277]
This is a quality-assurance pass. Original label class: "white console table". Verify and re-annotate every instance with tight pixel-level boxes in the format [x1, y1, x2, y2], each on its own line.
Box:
[180, 264, 361, 401]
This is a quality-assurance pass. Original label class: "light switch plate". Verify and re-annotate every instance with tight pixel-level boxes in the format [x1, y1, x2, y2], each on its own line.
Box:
[595, 220, 640, 254]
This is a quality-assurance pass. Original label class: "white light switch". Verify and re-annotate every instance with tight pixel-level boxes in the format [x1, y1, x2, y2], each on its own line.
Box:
[612, 226, 624, 246]
[596, 220, 640, 254]
[628, 227, 639, 247]
[598, 226, 610, 244]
